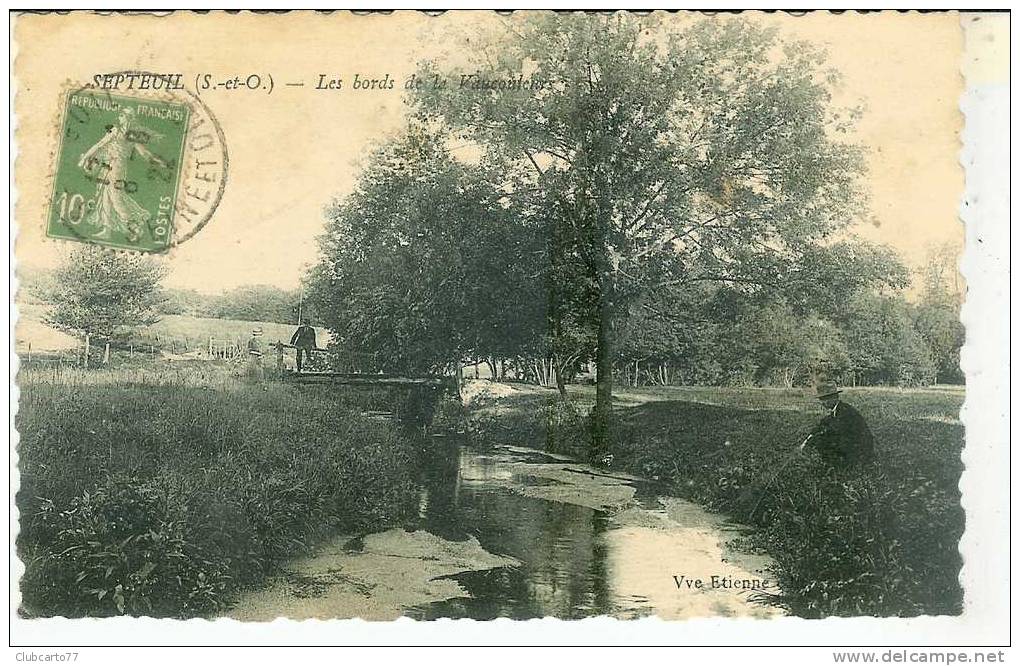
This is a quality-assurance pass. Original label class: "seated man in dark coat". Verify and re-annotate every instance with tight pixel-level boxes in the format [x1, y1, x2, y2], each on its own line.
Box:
[801, 381, 875, 467]
[289, 323, 317, 372]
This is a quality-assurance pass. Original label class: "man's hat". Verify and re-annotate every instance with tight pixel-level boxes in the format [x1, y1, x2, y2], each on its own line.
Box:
[252, 328, 263, 336]
[815, 381, 841, 399]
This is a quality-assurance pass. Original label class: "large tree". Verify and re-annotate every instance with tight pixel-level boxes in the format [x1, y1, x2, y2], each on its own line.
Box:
[412, 14, 867, 458]
[45, 245, 166, 343]
[309, 130, 548, 374]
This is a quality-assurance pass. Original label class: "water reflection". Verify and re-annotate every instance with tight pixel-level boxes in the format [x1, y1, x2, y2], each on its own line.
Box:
[229, 436, 779, 621]
[407, 438, 777, 620]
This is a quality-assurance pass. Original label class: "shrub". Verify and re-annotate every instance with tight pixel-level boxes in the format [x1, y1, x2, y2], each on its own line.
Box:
[24, 474, 223, 616]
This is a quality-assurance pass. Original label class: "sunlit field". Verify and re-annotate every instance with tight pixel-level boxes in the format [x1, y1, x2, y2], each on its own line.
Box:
[14, 300, 328, 358]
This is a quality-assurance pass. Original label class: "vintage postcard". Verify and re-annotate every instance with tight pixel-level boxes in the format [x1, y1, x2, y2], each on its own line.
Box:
[9, 9, 1010, 649]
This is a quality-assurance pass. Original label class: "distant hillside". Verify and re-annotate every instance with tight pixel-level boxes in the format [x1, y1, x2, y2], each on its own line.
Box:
[15, 263, 324, 357]
[15, 266, 57, 301]
[15, 301, 78, 353]
[15, 303, 330, 354]
[146, 315, 330, 349]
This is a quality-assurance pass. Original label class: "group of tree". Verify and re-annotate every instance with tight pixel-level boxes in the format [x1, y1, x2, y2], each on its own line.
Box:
[162, 284, 310, 325]
[308, 15, 963, 455]
[615, 241, 963, 388]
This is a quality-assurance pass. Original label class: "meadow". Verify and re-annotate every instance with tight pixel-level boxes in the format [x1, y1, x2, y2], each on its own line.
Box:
[15, 300, 329, 357]
[469, 382, 965, 617]
[15, 362, 421, 618]
[144, 315, 329, 350]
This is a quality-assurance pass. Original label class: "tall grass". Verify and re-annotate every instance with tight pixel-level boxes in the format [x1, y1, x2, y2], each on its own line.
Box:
[16, 364, 422, 617]
[471, 383, 965, 617]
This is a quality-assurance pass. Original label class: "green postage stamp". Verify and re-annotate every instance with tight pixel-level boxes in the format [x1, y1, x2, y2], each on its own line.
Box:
[47, 91, 191, 252]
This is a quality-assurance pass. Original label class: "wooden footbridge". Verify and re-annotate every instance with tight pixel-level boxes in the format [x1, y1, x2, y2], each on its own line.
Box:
[270, 342, 460, 428]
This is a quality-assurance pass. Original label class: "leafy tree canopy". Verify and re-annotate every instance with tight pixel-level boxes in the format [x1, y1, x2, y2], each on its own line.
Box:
[46, 245, 167, 341]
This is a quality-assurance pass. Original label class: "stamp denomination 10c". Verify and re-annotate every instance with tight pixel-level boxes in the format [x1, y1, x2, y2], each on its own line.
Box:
[47, 90, 191, 252]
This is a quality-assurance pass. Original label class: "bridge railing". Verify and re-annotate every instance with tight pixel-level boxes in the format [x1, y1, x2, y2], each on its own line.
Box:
[269, 341, 330, 372]
[278, 364, 461, 429]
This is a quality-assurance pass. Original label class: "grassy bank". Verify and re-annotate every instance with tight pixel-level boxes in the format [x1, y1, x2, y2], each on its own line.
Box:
[469, 382, 964, 618]
[16, 363, 422, 617]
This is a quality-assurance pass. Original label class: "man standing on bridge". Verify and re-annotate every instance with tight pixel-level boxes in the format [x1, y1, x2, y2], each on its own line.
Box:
[290, 322, 317, 373]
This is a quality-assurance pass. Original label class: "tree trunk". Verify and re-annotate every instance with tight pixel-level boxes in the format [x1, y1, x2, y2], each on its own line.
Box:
[591, 224, 615, 463]
[592, 295, 613, 463]
[588, 160, 615, 465]
[554, 359, 567, 397]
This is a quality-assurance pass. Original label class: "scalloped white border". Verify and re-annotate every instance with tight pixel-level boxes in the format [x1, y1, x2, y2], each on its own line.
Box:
[6, 8, 1012, 654]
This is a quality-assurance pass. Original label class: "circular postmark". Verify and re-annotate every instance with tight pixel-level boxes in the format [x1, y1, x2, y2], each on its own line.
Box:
[49, 71, 228, 252]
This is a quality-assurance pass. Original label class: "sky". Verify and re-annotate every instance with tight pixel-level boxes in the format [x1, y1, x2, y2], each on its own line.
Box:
[14, 11, 966, 294]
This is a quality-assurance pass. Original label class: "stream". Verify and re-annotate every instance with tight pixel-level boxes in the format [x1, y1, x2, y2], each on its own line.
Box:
[228, 437, 782, 621]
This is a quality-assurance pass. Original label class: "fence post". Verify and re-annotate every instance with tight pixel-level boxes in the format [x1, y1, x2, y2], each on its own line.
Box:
[83, 333, 90, 369]
[103, 342, 110, 365]
[276, 342, 285, 372]
[129, 343, 134, 358]
[27, 342, 31, 364]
